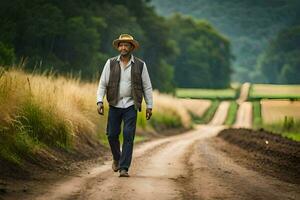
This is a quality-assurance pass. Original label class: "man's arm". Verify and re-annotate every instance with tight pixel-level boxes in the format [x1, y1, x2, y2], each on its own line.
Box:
[141, 62, 153, 119]
[96, 59, 110, 115]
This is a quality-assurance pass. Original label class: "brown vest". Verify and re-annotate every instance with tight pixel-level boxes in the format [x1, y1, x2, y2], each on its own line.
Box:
[106, 56, 144, 111]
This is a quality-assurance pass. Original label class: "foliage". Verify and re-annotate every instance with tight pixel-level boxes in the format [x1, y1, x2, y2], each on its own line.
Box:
[0, 42, 15, 65]
[0, 0, 177, 92]
[151, 0, 300, 83]
[257, 26, 300, 84]
[167, 14, 232, 88]
[262, 117, 300, 142]
[0, 68, 192, 164]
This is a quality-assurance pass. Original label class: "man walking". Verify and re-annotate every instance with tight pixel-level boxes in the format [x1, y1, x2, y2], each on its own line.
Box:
[96, 34, 153, 177]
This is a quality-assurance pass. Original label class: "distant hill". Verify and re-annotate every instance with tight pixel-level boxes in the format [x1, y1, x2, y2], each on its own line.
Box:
[151, 0, 299, 82]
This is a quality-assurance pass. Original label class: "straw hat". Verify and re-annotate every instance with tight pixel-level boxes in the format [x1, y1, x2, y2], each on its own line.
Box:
[112, 34, 139, 50]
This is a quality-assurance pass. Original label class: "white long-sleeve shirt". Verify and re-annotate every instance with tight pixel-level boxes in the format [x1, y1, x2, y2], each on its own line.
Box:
[96, 55, 153, 109]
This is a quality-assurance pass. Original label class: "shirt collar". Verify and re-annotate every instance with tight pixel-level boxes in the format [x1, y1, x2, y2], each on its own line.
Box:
[117, 54, 135, 63]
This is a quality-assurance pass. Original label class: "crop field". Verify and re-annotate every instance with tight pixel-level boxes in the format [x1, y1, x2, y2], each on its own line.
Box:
[179, 99, 211, 118]
[261, 100, 300, 124]
[176, 88, 237, 100]
[249, 84, 300, 99]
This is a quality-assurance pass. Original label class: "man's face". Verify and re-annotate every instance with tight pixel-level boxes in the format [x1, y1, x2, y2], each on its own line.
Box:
[118, 42, 133, 56]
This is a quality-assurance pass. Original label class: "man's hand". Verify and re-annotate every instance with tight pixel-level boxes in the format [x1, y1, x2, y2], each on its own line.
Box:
[146, 108, 152, 120]
[97, 102, 104, 115]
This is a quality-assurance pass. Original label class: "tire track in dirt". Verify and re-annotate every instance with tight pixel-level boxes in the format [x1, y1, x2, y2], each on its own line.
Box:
[234, 83, 252, 128]
[209, 101, 230, 126]
[180, 137, 300, 200]
[234, 101, 252, 128]
[73, 126, 225, 200]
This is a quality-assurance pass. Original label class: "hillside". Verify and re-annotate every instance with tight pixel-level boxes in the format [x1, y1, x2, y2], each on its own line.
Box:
[151, 0, 300, 82]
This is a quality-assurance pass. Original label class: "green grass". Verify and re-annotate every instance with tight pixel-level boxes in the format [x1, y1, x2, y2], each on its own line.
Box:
[249, 84, 300, 100]
[176, 88, 237, 100]
[150, 111, 182, 131]
[0, 99, 73, 165]
[251, 101, 300, 142]
[252, 101, 262, 128]
[193, 100, 220, 124]
[262, 117, 300, 142]
[224, 101, 239, 126]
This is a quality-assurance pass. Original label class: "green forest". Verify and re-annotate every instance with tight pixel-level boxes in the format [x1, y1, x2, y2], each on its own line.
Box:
[0, 0, 232, 92]
[1, 0, 299, 91]
[152, 0, 300, 84]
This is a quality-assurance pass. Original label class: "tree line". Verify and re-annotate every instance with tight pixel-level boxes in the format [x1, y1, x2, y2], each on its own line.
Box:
[0, 0, 232, 92]
[152, 0, 300, 84]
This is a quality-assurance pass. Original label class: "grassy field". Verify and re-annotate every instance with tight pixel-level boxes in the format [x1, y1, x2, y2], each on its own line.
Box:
[252, 101, 262, 128]
[224, 101, 239, 126]
[261, 100, 300, 123]
[249, 84, 300, 100]
[0, 67, 193, 165]
[176, 88, 237, 100]
[253, 100, 300, 141]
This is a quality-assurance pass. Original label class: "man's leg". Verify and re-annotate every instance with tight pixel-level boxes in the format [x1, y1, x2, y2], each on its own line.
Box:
[107, 106, 122, 168]
[119, 105, 137, 172]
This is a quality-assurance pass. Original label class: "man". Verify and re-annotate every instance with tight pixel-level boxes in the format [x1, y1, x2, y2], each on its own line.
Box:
[96, 34, 153, 177]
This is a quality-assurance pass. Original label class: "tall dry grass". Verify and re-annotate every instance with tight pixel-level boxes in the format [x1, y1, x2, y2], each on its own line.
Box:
[0, 67, 193, 164]
[150, 91, 192, 130]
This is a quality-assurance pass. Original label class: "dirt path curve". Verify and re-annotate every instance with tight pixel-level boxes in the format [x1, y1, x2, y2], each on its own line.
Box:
[28, 101, 299, 200]
[209, 101, 230, 126]
[31, 125, 300, 200]
[237, 82, 250, 104]
[234, 83, 252, 128]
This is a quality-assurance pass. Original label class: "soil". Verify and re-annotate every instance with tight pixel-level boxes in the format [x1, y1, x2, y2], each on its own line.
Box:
[217, 128, 300, 184]
[1, 125, 298, 200]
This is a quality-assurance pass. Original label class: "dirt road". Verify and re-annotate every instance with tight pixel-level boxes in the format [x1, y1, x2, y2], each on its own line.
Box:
[28, 125, 299, 200]
[24, 101, 298, 200]
[237, 82, 250, 104]
[209, 101, 230, 126]
[234, 83, 252, 128]
[234, 102, 252, 128]
[3, 84, 298, 200]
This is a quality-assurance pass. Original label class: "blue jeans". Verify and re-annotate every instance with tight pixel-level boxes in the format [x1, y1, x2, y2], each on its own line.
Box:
[106, 105, 137, 171]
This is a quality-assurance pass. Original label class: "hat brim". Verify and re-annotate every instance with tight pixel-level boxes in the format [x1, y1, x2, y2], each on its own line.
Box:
[112, 39, 139, 50]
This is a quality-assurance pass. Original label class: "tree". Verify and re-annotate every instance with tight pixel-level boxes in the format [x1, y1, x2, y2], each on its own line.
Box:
[167, 14, 232, 88]
[258, 25, 300, 84]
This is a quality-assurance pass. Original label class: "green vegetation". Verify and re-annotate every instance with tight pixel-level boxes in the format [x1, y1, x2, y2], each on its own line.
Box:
[0, 68, 193, 165]
[151, 0, 300, 83]
[0, 0, 177, 93]
[224, 101, 238, 126]
[252, 101, 299, 142]
[0, 0, 233, 93]
[149, 112, 182, 131]
[176, 88, 237, 100]
[249, 84, 300, 100]
[263, 117, 300, 142]
[256, 25, 300, 84]
[167, 14, 232, 88]
[195, 101, 220, 124]
[252, 101, 262, 128]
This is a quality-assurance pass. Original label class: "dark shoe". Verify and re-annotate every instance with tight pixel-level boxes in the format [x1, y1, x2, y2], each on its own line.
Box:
[112, 160, 119, 172]
[119, 169, 129, 177]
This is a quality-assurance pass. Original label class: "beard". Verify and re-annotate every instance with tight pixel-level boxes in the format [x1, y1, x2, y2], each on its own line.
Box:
[120, 50, 130, 57]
